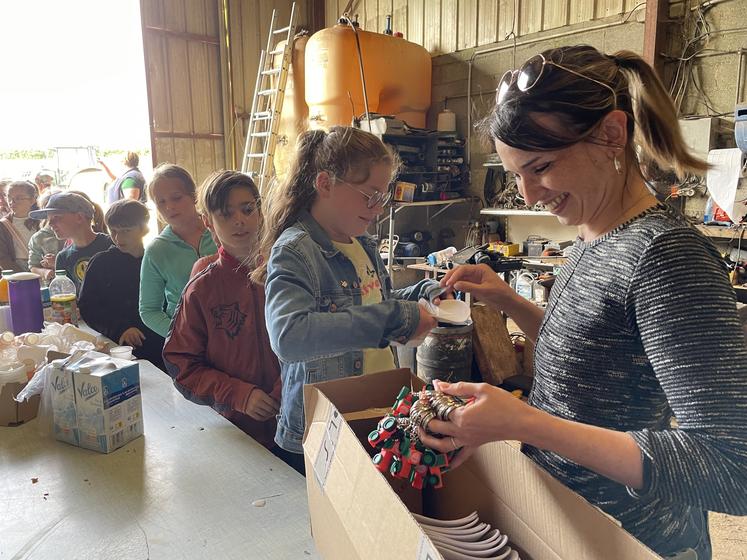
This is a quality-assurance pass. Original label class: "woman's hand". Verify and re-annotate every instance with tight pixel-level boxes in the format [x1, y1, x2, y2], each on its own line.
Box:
[440, 264, 515, 308]
[418, 379, 536, 468]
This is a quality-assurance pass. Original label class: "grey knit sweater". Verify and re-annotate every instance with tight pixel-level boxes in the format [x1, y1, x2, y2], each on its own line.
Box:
[526, 204, 747, 557]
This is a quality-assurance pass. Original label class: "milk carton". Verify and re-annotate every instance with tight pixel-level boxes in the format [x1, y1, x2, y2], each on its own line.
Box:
[48, 358, 78, 445]
[67, 352, 143, 453]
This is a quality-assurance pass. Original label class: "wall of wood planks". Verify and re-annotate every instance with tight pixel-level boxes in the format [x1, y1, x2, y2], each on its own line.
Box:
[323, 0, 645, 55]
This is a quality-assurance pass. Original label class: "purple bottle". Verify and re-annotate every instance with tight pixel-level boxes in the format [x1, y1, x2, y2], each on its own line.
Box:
[8, 272, 44, 334]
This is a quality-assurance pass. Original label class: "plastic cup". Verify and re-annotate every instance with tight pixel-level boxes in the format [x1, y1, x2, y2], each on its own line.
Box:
[434, 299, 471, 325]
[110, 346, 134, 360]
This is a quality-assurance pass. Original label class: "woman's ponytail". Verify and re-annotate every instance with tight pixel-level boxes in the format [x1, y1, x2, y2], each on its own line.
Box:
[613, 50, 709, 179]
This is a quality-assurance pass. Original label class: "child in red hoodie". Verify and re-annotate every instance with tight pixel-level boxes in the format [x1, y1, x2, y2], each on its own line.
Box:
[163, 171, 281, 450]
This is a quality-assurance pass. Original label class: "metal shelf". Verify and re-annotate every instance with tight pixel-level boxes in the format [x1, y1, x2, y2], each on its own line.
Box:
[481, 208, 553, 217]
[394, 198, 470, 208]
[696, 224, 742, 239]
[382, 198, 471, 276]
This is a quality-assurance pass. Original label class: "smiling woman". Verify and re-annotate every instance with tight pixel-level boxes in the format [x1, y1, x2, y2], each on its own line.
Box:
[422, 45, 747, 560]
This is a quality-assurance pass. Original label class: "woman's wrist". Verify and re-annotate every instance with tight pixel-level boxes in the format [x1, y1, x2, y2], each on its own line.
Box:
[494, 288, 524, 317]
[513, 402, 551, 446]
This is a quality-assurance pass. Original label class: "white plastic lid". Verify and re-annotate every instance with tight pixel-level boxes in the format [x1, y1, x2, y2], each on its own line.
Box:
[6, 272, 41, 281]
[24, 333, 40, 345]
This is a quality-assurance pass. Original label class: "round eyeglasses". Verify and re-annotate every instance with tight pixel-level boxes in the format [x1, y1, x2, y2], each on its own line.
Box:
[339, 181, 393, 209]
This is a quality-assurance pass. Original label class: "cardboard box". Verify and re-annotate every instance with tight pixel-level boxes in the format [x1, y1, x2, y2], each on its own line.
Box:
[488, 242, 521, 257]
[303, 369, 661, 560]
[66, 352, 143, 453]
[395, 181, 417, 202]
[0, 380, 40, 426]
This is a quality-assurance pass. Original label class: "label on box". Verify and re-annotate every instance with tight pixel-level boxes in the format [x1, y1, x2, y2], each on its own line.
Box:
[313, 405, 342, 491]
[70, 355, 143, 453]
[49, 367, 78, 446]
[416, 535, 441, 560]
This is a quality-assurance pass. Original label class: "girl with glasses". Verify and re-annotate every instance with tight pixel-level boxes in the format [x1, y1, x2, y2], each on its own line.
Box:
[419, 45, 746, 559]
[0, 180, 39, 272]
[256, 126, 440, 473]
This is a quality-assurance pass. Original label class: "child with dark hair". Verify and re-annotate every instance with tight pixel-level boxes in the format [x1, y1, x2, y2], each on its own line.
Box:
[163, 170, 282, 451]
[78, 199, 164, 368]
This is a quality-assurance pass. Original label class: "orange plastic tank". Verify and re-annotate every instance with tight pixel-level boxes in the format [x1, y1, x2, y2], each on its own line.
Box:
[274, 34, 309, 179]
[305, 24, 431, 129]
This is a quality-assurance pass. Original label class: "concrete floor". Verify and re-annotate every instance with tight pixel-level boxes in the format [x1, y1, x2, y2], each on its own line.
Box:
[711, 512, 747, 560]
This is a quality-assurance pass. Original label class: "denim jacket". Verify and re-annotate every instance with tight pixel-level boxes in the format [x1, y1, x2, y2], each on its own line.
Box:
[265, 210, 438, 453]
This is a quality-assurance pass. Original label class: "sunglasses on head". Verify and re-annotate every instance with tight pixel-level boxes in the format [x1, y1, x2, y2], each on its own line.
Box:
[496, 53, 618, 108]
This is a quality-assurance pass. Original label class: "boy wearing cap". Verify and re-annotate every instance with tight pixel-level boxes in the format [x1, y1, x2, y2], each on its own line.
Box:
[29, 192, 113, 291]
[79, 200, 164, 368]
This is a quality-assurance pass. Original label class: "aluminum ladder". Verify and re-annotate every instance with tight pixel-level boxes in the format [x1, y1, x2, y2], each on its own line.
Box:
[241, 3, 297, 193]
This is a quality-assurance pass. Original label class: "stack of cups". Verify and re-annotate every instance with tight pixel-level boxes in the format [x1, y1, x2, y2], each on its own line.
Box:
[0, 362, 28, 390]
[110, 346, 134, 361]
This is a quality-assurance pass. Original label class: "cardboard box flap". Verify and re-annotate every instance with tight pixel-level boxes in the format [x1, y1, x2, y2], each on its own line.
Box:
[303, 374, 442, 560]
[430, 442, 659, 560]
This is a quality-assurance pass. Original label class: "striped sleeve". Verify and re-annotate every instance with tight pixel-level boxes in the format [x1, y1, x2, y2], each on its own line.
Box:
[626, 228, 747, 513]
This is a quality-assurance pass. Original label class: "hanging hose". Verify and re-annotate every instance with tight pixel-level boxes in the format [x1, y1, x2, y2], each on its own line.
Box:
[341, 14, 371, 130]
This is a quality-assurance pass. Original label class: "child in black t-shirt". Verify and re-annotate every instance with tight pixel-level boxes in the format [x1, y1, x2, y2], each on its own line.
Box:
[78, 200, 165, 369]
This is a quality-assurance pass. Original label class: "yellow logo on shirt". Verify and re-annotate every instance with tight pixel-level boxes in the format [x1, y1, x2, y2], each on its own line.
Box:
[74, 259, 90, 282]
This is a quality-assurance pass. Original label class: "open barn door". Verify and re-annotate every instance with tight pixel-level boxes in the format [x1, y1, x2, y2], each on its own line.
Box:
[139, 0, 230, 185]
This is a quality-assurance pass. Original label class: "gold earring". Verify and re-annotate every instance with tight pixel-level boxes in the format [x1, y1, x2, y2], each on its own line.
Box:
[613, 155, 623, 175]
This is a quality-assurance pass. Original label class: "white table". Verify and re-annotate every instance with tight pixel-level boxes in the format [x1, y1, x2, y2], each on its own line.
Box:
[0, 361, 318, 559]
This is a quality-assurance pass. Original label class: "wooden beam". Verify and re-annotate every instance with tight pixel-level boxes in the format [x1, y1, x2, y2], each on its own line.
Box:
[642, 0, 668, 79]
[310, 0, 326, 32]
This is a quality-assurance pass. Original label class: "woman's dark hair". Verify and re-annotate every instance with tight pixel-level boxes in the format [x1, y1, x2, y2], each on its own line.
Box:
[124, 151, 139, 168]
[483, 45, 707, 179]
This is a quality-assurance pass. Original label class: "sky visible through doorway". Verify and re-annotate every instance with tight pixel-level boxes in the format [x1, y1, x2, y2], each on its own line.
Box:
[0, 1, 150, 151]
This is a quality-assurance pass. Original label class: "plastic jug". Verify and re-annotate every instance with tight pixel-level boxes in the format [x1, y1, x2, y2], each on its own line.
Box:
[7, 272, 44, 334]
[0, 269, 12, 305]
[49, 270, 79, 326]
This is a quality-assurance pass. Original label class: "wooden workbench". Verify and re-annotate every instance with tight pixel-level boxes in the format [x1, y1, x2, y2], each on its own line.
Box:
[0, 360, 318, 559]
